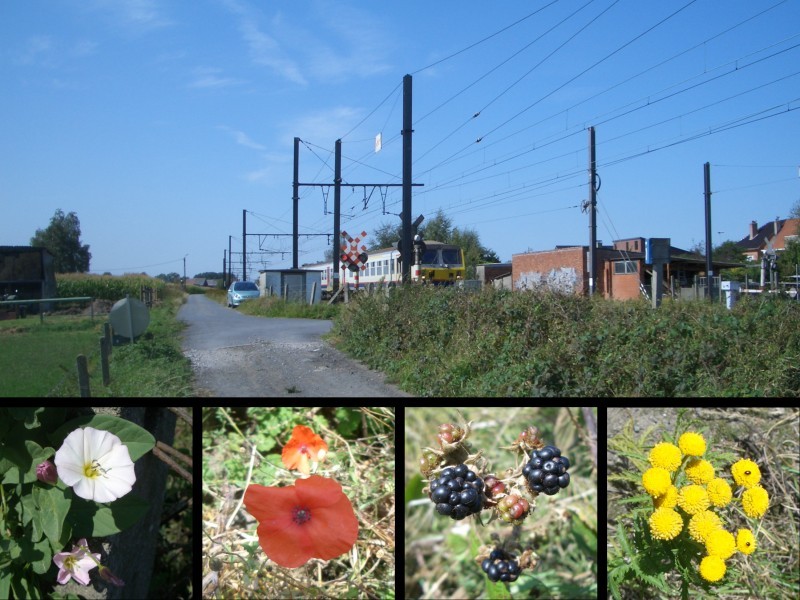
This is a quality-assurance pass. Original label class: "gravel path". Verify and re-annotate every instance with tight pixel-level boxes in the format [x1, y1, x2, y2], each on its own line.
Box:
[178, 294, 410, 397]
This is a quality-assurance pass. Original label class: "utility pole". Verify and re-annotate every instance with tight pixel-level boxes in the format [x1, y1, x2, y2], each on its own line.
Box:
[228, 235, 232, 284]
[333, 139, 342, 291]
[293, 137, 300, 269]
[704, 162, 713, 301]
[223, 250, 226, 288]
[401, 74, 413, 282]
[242, 209, 247, 281]
[588, 126, 597, 296]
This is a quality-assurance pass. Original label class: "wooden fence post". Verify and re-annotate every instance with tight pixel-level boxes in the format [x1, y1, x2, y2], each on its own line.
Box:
[76, 354, 91, 397]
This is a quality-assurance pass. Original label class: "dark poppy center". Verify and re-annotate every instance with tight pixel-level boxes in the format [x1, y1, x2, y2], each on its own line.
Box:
[299, 444, 310, 456]
[292, 507, 311, 525]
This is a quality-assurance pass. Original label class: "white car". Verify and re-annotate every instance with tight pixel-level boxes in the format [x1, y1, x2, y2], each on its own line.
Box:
[227, 281, 260, 307]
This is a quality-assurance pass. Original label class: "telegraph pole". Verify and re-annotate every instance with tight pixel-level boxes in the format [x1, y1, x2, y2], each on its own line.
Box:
[401, 74, 413, 282]
[704, 162, 713, 301]
[333, 139, 342, 291]
[242, 209, 247, 281]
[293, 137, 300, 269]
[588, 126, 597, 296]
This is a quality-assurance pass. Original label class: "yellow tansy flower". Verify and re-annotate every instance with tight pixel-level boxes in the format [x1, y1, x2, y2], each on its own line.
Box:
[736, 529, 756, 554]
[649, 507, 683, 541]
[678, 432, 706, 456]
[685, 458, 715, 485]
[649, 442, 682, 471]
[654, 485, 678, 509]
[677, 484, 710, 515]
[688, 510, 723, 543]
[742, 485, 769, 518]
[705, 529, 736, 559]
[706, 477, 732, 508]
[699, 555, 726, 582]
[731, 459, 761, 488]
[642, 467, 671, 497]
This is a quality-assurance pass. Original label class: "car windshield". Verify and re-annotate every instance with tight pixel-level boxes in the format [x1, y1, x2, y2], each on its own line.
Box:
[234, 282, 258, 291]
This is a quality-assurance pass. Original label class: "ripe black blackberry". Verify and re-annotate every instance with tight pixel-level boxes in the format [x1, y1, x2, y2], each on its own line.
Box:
[481, 548, 521, 583]
[523, 445, 570, 496]
[428, 463, 485, 520]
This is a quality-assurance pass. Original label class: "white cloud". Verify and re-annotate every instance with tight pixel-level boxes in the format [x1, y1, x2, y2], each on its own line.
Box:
[87, 0, 172, 32]
[218, 125, 266, 151]
[284, 106, 363, 147]
[190, 67, 244, 89]
[15, 35, 54, 66]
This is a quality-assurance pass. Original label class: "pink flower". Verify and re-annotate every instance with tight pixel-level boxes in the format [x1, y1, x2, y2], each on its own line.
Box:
[53, 538, 100, 586]
[36, 460, 58, 485]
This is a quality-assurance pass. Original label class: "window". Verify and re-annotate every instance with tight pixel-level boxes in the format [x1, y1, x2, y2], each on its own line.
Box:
[614, 260, 638, 274]
[441, 249, 462, 265]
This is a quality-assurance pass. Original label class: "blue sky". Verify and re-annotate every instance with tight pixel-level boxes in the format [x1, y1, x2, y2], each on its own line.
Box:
[2, 0, 799, 278]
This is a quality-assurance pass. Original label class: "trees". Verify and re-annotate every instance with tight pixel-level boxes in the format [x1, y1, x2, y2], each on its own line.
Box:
[30, 209, 91, 273]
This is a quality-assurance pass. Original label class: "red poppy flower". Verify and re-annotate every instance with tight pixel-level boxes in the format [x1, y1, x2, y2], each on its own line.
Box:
[281, 425, 328, 475]
[243, 475, 359, 568]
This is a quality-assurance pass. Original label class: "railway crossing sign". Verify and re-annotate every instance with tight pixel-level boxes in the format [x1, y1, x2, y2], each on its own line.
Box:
[340, 230, 368, 272]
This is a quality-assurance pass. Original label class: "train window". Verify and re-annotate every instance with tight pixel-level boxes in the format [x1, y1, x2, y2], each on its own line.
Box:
[421, 249, 438, 264]
[442, 249, 462, 265]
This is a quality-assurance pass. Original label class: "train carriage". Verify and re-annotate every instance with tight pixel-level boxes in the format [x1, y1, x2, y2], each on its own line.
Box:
[305, 241, 466, 292]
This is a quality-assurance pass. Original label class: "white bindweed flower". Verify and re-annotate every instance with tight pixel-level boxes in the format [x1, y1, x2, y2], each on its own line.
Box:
[54, 427, 136, 503]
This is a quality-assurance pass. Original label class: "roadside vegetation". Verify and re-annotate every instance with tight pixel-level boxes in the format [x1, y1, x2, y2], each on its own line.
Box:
[1, 276, 192, 397]
[204, 286, 340, 319]
[330, 285, 800, 397]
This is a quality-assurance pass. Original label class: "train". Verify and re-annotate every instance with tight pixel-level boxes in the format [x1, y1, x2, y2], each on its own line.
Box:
[304, 240, 466, 292]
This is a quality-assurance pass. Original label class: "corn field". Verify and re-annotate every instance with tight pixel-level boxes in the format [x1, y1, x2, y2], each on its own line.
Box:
[56, 273, 167, 302]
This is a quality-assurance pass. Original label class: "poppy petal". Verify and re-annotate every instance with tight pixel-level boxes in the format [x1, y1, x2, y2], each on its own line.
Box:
[307, 494, 359, 560]
[256, 520, 315, 568]
[243, 483, 297, 525]
[295, 475, 348, 509]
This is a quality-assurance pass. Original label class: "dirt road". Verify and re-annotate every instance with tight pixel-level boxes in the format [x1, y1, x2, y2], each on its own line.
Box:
[178, 294, 409, 397]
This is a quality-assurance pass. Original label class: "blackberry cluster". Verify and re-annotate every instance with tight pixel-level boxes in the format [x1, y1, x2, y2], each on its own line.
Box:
[481, 548, 521, 583]
[523, 445, 570, 496]
[428, 464, 485, 520]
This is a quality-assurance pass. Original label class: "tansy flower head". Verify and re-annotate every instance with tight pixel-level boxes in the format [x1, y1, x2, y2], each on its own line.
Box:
[706, 477, 732, 508]
[677, 484, 710, 515]
[642, 467, 671, 497]
[736, 529, 756, 554]
[54, 427, 136, 503]
[705, 528, 736, 559]
[281, 425, 328, 476]
[649, 442, 682, 472]
[684, 458, 715, 485]
[688, 510, 723, 543]
[649, 507, 683, 541]
[678, 432, 706, 456]
[742, 485, 769, 518]
[698, 555, 726, 582]
[654, 485, 678, 510]
[731, 459, 761, 488]
[243, 474, 358, 568]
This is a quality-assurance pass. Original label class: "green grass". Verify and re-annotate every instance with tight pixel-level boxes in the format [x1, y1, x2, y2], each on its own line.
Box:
[0, 286, 193, 397]
[0, 316, 102, 396]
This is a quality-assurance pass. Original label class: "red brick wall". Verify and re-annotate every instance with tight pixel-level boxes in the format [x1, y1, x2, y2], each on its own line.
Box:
[512, 247, 586, 295]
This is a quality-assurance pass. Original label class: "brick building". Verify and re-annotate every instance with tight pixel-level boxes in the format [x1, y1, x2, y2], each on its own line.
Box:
[735, 218, 800, 261]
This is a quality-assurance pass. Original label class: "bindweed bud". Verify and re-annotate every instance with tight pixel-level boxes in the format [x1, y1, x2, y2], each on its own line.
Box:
[36, 460, 58, 485]
[98, 565, 125, 587]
